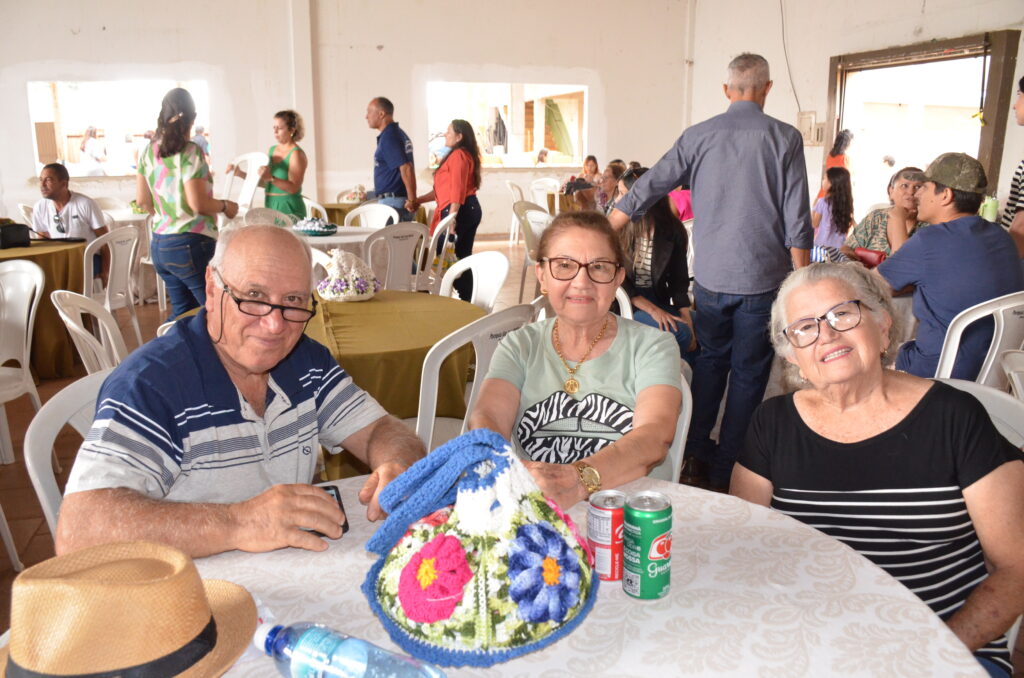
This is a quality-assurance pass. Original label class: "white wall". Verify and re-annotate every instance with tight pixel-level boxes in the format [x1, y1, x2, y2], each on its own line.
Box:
[688, 0, 1024, 205]
[309, 0, 691, 233]
[4, 0, 1022, 233]
[0, 0, 692, 235]
[0, 0, 304, 217]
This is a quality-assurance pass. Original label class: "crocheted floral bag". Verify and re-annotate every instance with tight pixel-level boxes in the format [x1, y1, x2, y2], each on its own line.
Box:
[362, 429, 599, 667]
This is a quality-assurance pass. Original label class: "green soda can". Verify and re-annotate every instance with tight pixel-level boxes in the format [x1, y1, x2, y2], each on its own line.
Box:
[622, 491, 672, 599]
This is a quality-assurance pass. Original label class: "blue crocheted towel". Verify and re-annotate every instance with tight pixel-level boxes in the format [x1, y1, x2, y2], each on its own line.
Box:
[362, 429, 598, 668]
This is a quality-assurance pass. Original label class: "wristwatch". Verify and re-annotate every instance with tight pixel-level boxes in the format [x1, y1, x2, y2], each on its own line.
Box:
[573, 460, 602, 496]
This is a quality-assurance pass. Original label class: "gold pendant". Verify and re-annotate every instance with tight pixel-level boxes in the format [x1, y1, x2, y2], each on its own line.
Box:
[564, 377, 580, 394]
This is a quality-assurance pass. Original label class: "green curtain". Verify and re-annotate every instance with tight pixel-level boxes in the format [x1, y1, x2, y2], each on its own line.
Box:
[544, 99, 574, 157]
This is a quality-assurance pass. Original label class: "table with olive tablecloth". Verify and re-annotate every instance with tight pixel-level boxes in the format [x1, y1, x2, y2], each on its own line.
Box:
[305, 290, 485, 476]
[322, 202, 427, 226]
[0, 240, 85, 379]
[306, 290, 484, 418]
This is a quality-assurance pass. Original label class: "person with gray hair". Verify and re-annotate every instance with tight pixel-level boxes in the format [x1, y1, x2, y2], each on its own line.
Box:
[733, 262, 1024, 677]
[58, 224, 426, 558]
[608, 52, 812, 492]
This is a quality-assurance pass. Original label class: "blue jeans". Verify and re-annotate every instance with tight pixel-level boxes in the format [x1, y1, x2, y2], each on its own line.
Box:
[685, 282, 776, 486]
[436, 196, 482, 300]
[630, 288, 697, 367]
[150, 232, 216, 320]
[378, 196, 411, 223]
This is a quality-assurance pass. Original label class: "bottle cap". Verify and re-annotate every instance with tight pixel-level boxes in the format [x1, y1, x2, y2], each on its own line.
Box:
[253, 623, 281, 655]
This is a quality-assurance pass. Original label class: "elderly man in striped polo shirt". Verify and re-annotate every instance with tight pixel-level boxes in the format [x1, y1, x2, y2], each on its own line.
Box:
[56, 224, 426, 557]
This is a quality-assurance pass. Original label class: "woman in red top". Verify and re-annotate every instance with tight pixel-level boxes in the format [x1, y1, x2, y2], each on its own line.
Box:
[412, 119, 482, 300]
[816, 129, 853, 199]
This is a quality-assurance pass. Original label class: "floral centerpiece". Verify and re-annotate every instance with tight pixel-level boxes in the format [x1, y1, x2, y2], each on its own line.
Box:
[316, 249, 381, 302]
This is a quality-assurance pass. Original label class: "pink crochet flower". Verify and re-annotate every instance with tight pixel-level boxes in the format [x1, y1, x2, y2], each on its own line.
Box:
[398, 534, 473, 623]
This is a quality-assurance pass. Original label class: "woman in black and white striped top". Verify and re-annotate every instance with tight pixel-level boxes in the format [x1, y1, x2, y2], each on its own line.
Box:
[732, 262, 1024, 677]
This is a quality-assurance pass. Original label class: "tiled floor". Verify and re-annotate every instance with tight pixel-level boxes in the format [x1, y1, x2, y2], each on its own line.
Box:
[1, 235, 1021, 674]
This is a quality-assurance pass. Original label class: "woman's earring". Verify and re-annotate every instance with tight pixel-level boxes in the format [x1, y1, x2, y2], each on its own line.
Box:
[541, 289, 548, 296]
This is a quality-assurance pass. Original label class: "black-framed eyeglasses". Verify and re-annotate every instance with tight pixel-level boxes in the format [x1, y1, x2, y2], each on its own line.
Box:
[542, 257, 621, 284]
[214, 270, 317, 323]
[53, 213, 65, 235]
[782, 299, 864, 348]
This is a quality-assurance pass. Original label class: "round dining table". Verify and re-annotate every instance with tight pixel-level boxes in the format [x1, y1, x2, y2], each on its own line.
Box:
[0, 239, 85, 379]
[198, 475, 985, 677]
[299, 226, 379, 253]
[305, 290, 484, 420]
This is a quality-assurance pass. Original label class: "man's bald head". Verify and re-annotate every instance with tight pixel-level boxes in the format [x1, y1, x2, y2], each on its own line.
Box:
[210, 224, 314, 289]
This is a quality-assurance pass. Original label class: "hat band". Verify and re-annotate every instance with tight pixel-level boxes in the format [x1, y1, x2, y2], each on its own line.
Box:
[6, 617, 217, 678]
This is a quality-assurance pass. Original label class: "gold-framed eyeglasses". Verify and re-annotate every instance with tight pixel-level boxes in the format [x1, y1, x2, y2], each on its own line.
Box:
[213, 270, 317, 323]
[782, 299, 864, 348]
[542, 257, 621, 284]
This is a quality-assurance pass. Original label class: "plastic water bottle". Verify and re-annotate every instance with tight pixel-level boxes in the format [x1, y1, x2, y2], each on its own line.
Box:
[254, 622, 447, 678]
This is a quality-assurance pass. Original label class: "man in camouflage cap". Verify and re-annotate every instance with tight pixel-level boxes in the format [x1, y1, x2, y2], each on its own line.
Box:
[876, 152, 1023, 379]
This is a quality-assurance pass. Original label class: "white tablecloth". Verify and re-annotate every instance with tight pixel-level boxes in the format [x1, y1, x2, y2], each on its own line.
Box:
[197, 476, 983, 677]
[300, 226, 379, 253]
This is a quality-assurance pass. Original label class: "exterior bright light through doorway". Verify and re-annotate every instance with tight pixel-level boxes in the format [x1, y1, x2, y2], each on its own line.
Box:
[840, 57, 986, 220]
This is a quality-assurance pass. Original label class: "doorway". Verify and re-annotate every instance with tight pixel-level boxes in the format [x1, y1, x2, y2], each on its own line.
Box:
[840, 57, 986, 218]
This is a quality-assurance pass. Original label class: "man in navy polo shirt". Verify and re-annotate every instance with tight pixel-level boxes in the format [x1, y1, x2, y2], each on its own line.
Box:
[877, 153, 1023, 379]
[366, 97, 416, 222]
[57, 225, 426, 557]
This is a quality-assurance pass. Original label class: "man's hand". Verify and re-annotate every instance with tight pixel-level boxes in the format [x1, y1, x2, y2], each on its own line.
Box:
[404, 198, 418, 213]
[522, 460, 587, 511]
[229, 484, 345, 553]
[358, 461, 408, 521]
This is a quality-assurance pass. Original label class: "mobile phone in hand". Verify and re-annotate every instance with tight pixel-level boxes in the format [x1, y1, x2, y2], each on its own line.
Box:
[308, 485, 349, 538]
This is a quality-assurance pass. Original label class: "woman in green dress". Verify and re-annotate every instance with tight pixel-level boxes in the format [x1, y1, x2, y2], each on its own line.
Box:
[226, 109, 308, 218]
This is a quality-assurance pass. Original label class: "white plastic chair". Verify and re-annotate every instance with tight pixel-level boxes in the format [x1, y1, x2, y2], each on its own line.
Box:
[362, 222, 429, 291]
[17, 203, 34, 226]
[344, 203, 399, 229]
[513, 200, 553, 303]
[417, 213, 457, 294]
[531, 287, 633, 321]
[51, 291, 129, 374]
[310, 247, 332, 283]
[648, 377, 693, 483]
[24, 369, 113, 537]
[1000, 350, 1024, 401]
[92, 196, 130, 211]
[530, 177, 561, 214]
[412, 304, 536, 450]
[304, 198, 328, 221]
[84, 226, 143, 347]
[135, 216, 166, 313]
[439, 251, 510, 313]
[243, 207, 293, 228]
[506, 181, 525, 244]
[938, 378, 1024, 447]
[222, 151, 267, 210]
[934, 291, 1024, 390]
[156, 321, 176, 338]
[0, 260, 45, 467]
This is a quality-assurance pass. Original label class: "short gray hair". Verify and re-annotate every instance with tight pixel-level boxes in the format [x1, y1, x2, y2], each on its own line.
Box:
[209, 223, 315, 289]
[770, 262, 901, 366]
[726, 53, 770, 93]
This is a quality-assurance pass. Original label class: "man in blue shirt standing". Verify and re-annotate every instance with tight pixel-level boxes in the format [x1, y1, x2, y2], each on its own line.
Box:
[366, 97, 416, 222]
[610, 53, 812, 492]
[877, 153, 1023, 379]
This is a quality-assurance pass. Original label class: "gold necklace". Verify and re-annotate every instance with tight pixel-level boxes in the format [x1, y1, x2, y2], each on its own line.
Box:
[552, 316, 610, 394]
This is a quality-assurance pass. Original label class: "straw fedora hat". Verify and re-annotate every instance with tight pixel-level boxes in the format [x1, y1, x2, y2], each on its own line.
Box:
[0, 541, 256, 677]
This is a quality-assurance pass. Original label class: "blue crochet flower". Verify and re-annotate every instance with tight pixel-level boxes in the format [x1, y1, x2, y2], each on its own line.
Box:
[508, 521, 580, 623]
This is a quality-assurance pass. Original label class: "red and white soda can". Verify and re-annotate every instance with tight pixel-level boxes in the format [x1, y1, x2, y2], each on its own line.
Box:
[587, 490, 626, 581]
